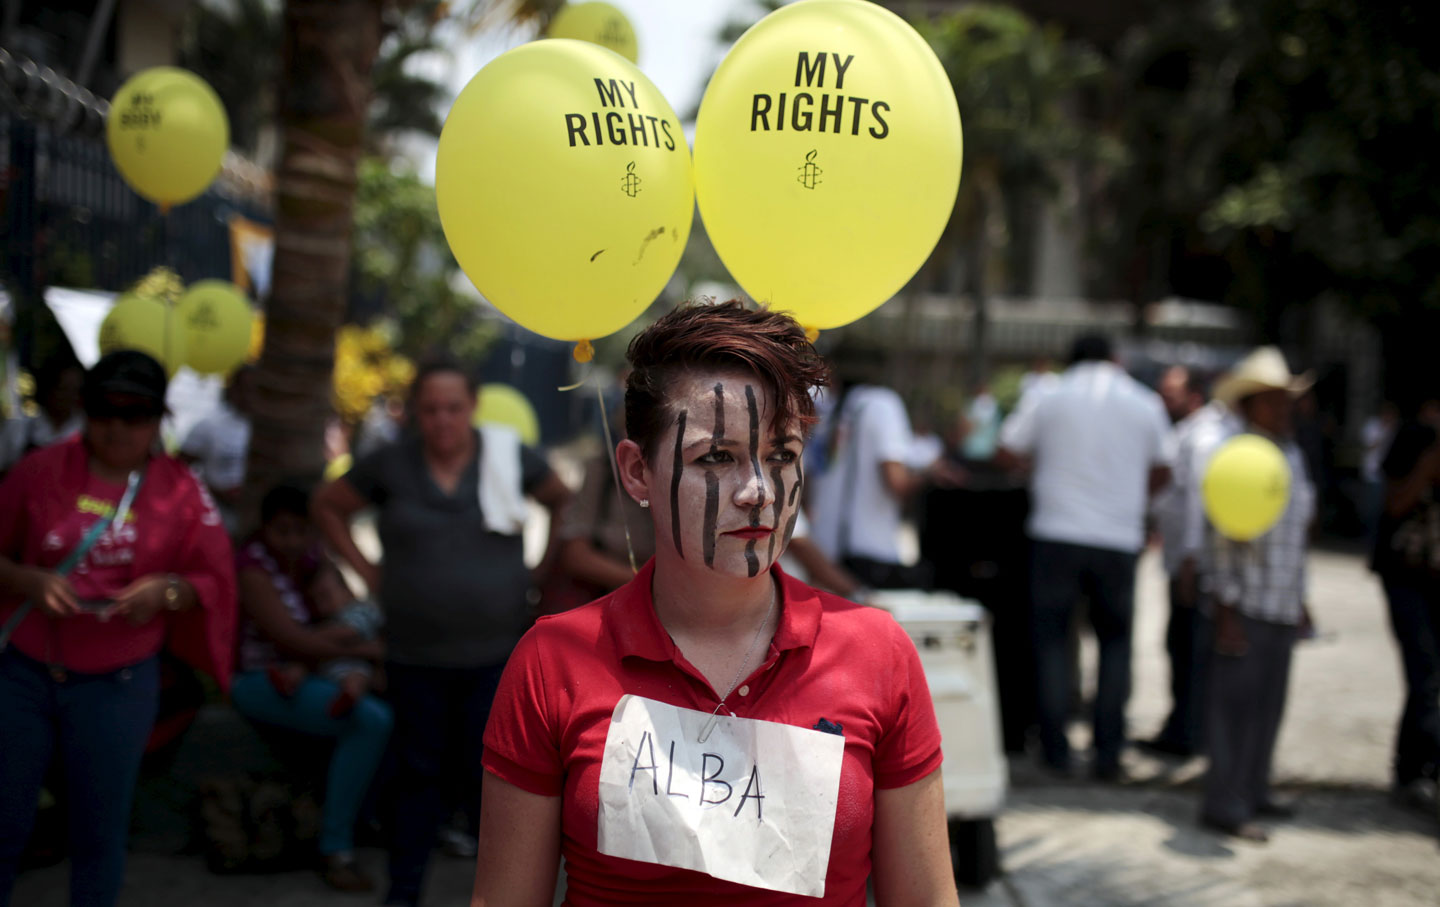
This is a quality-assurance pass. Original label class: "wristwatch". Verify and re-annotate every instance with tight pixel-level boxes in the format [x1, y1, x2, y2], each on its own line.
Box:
[163, 574, 184, 611]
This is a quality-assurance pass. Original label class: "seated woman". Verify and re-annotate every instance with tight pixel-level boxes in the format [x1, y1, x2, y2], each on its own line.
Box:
[474, 302, 958, 906]
[229, 484, 393, 893]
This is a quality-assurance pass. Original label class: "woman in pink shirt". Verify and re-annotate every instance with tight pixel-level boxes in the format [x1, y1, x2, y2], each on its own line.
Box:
[0, 351, 236, 907]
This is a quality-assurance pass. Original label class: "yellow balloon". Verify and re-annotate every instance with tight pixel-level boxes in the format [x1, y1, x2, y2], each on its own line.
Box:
[106, 67, 229, 207]
[1202, 434, 1293, 541]
[547, 2, 639, 63]
[474, 383, 541, 446]
[98, 293, 189, 377]
[693, 0, 962, 332]
[436, 40, 693, 345]
[176, 280, 255, 375]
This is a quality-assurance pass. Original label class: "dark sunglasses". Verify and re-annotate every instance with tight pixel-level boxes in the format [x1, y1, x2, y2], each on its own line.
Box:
[87, 403, 163, 424]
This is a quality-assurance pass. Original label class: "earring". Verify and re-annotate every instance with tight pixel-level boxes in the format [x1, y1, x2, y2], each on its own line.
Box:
[639, 499, 650, 509]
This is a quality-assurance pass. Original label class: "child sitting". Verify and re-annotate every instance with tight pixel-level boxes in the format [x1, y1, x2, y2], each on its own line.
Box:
[262, 558, 384, 717]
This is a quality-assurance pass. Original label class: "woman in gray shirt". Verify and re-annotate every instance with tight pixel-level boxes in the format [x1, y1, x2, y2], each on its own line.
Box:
[312, 361, 569, 907]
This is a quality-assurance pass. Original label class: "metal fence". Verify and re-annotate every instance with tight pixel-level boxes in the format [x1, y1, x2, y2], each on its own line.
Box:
[1, 112, 271, 366]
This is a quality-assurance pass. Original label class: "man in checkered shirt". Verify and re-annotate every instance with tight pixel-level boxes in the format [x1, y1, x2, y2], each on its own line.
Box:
[1199, 347, 1316, 844]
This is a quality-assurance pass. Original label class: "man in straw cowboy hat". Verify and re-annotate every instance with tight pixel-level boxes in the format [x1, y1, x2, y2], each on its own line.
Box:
[1199, 346, 1316, 843]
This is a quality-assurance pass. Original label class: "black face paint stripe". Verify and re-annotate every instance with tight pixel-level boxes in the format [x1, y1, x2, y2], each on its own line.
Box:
[712, 383, 725, 443]
[703, 471, 719, 567]
[703, 385, 725, 567]
[671, 411, 686, 559]
[768, 465, 785, 565]
[782, 510, 800, 547]
[781, 456, 804, 549]
[745, 385, 763, 577]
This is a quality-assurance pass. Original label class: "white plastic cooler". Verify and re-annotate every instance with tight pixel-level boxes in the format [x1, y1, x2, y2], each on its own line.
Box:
[866, 589, 1008, 819]
[866, 589, 1007, 887]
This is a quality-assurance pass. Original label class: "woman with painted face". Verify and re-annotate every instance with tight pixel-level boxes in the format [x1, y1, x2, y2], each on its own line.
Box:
[474, 302, 957, 906]
[0, 350, 236, 907]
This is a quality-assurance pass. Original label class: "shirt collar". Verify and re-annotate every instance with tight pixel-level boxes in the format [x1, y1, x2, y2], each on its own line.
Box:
[605, 558, 824, 663]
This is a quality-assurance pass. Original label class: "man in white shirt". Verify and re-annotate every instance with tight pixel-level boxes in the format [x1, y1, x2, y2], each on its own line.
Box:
[180, 366, 255, 531]
[809, 375, 952, 589]
[0, 357, 84, 472]
[1142, 366, 1239, 759]
[998, 334, 1174, 779]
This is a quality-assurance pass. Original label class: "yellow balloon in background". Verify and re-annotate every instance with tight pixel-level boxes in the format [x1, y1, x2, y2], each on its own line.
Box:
[106, 67, 229, 207]
[693, 0, 962, 333]
[324, 453, 353, 483]
[1202, 434, 1293, 541]
[547, 2, 639, 63]
[436, 40, 693, 345]
[474, 383, 541, 446]
[176, 280, 255, 375]
[98, 293, 189, 377]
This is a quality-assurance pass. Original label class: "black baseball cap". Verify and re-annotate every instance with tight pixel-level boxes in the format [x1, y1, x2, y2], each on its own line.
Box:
[83, 350, 168, 415]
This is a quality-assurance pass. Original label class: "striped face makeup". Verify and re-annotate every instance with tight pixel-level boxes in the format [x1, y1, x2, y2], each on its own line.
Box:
[651, 370, 804, 579]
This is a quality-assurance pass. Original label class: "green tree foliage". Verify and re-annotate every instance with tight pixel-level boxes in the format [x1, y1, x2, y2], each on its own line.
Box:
[351, 157, 496, 360]
[1112, 0, 1440, 341]
[921, 5, 1117, 289]
[179, 0, 456, 160]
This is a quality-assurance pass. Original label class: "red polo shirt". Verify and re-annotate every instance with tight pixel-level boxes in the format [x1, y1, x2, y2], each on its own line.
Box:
[482, 560, 943, 905]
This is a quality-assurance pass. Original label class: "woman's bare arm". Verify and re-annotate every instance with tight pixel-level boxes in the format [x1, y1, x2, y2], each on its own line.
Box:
[238, 568, 380, 664]
[471, 771, 562, 907]
[872, 769, 960, 907]
[311, 477, 381, 594]
[558, 537, 636, 591]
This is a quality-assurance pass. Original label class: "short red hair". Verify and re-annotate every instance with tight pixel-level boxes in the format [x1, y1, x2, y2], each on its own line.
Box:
[624, 301, 831, 460]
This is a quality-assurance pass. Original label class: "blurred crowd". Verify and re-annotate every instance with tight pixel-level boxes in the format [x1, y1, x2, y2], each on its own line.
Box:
[2, 330, 1438, 905]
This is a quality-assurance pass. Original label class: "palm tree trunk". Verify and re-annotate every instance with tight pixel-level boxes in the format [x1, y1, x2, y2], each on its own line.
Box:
[246, 0, 383, 523]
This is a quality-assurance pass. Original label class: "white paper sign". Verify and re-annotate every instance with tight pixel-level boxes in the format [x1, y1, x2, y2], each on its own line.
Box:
[597, 695, 846, 898]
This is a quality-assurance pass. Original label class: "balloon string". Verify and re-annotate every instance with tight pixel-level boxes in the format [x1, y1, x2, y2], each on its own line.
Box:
[556, 368, 637, 576]
[595, 381, 638, 575]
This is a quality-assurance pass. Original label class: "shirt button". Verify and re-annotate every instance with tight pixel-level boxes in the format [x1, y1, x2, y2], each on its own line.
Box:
[738, 685, 750, 697]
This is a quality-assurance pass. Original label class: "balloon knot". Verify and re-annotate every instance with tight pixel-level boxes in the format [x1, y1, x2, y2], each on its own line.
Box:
[573, 339, 595, 363]
[158, 202, 171, 217]
[804, 326, 820, 343]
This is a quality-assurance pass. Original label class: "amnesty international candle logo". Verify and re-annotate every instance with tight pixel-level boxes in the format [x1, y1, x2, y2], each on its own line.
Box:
[622, 161, 641, 197]
[797, 150, 822, 189]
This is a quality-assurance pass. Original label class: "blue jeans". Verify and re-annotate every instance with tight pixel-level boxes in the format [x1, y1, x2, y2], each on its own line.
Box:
[229, 672, 393, 855]
[1030, 539, 1138, 772]
[1381, 576, 1440, 785]
[385, 660, 506, 907]
[0, 648, 159, 907]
